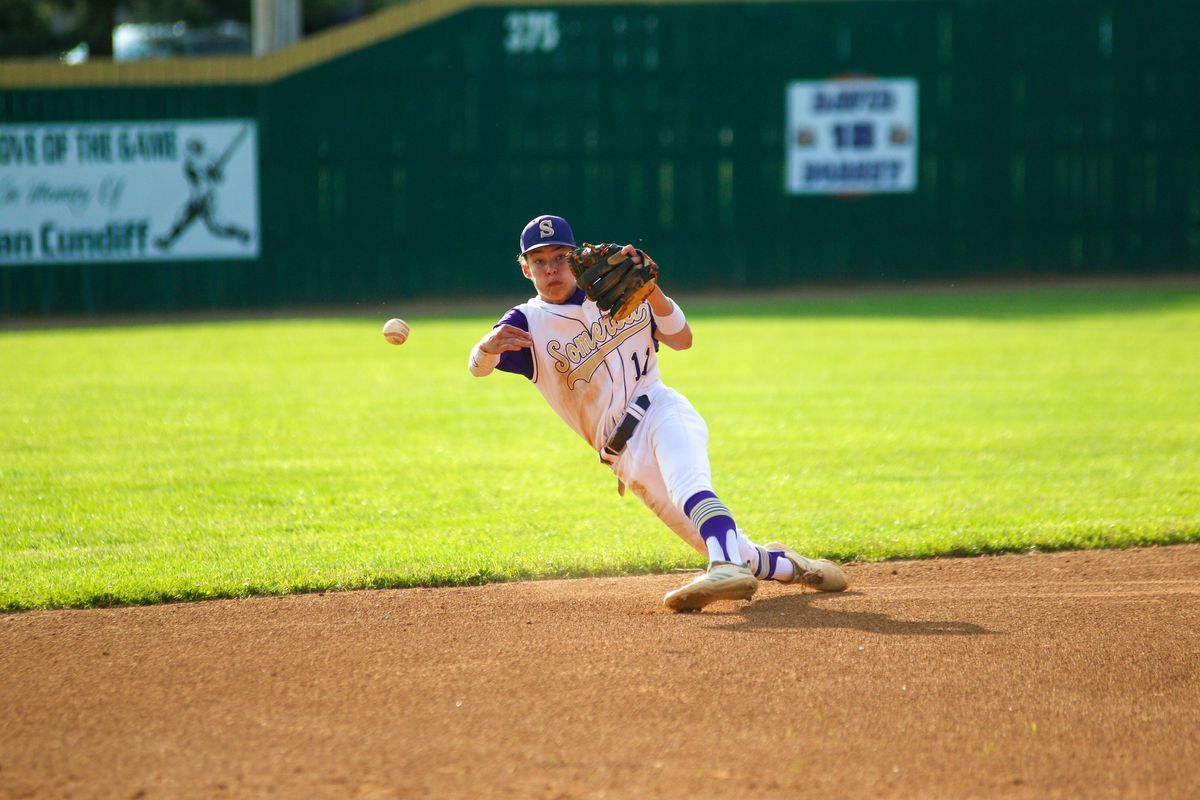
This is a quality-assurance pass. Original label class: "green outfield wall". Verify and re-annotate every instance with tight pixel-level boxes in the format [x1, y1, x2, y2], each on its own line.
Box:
[2, 0, 1198, 315]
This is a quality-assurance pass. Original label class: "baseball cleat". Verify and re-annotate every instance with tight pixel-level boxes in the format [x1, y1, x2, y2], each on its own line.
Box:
[663, 560, 758, 612]
[764, 542, 850, 592]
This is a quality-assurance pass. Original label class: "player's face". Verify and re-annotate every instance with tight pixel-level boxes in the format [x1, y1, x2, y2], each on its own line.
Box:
[521, 245, 577, 304]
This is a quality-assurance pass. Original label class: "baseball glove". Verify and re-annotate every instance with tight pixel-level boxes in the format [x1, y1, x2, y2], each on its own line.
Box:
[568, 243, 658, 320]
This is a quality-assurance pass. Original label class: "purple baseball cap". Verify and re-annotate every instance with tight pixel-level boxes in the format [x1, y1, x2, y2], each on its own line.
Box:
[519, 214, 576, 254]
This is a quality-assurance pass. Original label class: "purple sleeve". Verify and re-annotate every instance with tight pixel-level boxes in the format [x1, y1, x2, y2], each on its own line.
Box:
[494, 308, 533, 380]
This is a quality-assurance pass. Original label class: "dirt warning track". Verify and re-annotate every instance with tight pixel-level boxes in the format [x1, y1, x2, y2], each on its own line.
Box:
[3, 544, 1199, 799]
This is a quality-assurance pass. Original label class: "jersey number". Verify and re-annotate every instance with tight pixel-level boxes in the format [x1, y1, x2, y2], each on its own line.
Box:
[630, 347, 652, 379]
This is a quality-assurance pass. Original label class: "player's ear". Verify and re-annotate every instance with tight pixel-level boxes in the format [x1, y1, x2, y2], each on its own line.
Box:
[518, 255, 532, 280]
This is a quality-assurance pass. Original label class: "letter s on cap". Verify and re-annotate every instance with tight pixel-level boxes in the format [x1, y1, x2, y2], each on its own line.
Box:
[539, 219, 555, 238]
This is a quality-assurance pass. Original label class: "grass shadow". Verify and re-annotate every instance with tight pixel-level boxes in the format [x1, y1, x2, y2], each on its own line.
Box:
[5, 275, 1198, 331]
[683, 278, 1200, 322]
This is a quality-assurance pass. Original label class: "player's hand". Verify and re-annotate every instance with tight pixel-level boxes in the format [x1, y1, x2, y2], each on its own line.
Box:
[478, 324, 533, 355]
[619, 244, 656, 271]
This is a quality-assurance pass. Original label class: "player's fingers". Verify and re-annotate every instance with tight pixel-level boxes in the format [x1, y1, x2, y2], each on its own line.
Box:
[481, 339, 522, 355]
[495, 324, 532, 339]
[497, 333, 532, 350]
[486, 325, 532, 352]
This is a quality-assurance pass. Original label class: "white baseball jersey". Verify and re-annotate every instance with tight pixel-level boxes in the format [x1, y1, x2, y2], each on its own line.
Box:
[495, 290, 660, 451]
[487, 289, 713, 557]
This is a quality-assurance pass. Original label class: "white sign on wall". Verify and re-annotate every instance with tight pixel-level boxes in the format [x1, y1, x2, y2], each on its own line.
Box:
[785, 78, 918, 195]
[503, 10, 560, 53]
[0, 119, 259, 265]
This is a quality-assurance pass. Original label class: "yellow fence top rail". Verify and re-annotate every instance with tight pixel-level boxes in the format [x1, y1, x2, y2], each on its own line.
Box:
[0, 0, 874, 88]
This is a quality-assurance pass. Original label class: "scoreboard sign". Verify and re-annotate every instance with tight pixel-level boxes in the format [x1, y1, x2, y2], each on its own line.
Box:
[785, 78, 919, 195]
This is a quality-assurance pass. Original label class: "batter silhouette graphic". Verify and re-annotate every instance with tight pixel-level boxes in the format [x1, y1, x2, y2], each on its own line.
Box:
[155, 133, 251, 250]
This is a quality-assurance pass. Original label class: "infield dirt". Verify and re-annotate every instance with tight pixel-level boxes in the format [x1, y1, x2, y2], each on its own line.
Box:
[3, 544, 1199, 799]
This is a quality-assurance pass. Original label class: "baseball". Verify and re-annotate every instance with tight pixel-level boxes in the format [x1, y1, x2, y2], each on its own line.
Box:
[382, 318, 409, 345]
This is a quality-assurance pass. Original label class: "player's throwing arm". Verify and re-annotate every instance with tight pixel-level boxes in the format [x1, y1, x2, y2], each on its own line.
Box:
[469, 324, 532, 376]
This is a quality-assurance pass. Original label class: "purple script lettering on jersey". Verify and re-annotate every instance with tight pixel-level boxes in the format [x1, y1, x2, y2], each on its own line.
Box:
[545, 304, 652, 388]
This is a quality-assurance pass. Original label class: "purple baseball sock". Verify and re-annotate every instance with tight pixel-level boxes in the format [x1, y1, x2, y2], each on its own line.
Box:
[684, 490, 741, 566]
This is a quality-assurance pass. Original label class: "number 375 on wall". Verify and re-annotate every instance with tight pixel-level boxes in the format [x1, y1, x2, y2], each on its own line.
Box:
[504, 11, 561, 53]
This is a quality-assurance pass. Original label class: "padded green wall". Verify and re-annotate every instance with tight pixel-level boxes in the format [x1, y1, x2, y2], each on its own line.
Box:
[3, 0, 1198, 315]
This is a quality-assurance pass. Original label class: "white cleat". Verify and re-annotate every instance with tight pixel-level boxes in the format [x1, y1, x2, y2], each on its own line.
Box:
[663, 560, 758, 612]
[764, 542, 850, 592]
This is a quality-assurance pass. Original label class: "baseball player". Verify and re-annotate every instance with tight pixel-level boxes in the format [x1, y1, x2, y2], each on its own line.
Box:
[468, 214, 849, 611]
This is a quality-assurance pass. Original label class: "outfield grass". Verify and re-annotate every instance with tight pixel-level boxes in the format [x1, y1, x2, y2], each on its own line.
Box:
[2, 285, 1198, 610]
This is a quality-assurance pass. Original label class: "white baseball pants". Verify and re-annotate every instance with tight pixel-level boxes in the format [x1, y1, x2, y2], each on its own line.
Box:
[606, 382, 713, 558]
